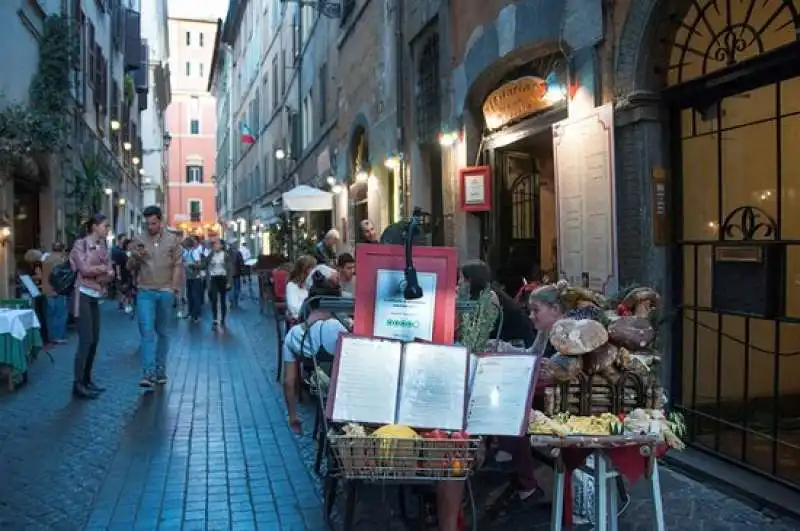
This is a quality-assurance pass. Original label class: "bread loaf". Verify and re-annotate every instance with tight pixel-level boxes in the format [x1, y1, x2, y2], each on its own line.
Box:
[583, 343, 619, 374]
[608, 316, 655, 350]
[549, 318, 609, 355]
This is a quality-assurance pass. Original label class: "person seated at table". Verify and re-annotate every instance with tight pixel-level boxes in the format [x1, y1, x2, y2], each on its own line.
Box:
[305, 263, 338, 290]
[282, 273, 348, 434]
[285, 255, 316, 321]
[460, 260, 535, 348]
[337, 253, 356, 297]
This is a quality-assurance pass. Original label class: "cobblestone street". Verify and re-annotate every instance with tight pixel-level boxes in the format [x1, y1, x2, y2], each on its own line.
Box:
[0, 299, 797, 530]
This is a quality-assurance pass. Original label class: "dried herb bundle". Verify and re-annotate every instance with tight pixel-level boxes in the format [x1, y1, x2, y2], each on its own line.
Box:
[457, 287, 500, 353]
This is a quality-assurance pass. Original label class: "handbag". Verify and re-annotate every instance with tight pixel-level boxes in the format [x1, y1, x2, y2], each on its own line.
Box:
[49, 259, 77, 296]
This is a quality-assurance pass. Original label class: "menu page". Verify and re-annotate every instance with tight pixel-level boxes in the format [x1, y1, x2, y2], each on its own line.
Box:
[330, 336, 403, 425]
[395, 342, 468, 431]
[466, 354, 538, 436]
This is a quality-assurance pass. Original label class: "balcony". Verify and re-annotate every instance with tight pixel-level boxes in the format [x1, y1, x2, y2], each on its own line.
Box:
[135, 40, 150, 113]
[190, 212, 202, 222]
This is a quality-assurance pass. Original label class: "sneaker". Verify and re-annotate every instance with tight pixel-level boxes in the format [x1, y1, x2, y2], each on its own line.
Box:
[212, 320, 219, 330]
[139, 376, 155, 390]
[155, 373, 168, 384]
[124, 304, 134, 314]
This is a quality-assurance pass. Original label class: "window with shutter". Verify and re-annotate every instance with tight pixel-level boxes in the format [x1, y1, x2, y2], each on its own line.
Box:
[87, 22, 96, 87]
[318, 63, 327, 126]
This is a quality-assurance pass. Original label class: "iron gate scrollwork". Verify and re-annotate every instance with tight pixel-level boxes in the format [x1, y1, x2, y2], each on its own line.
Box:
[711, 205, 784, 318]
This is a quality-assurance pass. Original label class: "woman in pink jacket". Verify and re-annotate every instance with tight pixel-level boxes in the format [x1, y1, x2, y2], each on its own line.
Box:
[70, 214, 114, 399]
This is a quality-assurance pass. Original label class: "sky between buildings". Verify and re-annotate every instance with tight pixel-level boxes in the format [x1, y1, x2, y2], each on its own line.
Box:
[168, 0, 229, 21]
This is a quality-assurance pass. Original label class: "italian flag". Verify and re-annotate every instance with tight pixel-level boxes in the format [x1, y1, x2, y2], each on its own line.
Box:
[240, 122, 256, 144]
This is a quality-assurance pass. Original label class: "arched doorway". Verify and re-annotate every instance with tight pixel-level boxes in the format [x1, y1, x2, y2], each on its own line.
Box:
[657, 0, 800, 486]
[349, 126, 369, 241]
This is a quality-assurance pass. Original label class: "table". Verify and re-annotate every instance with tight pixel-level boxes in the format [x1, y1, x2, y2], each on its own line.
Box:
[531, 435, 667, 531]
[0, 308, 44, 390]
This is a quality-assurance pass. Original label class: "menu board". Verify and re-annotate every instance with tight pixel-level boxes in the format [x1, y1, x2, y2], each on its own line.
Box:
[553, 103, 618, 295]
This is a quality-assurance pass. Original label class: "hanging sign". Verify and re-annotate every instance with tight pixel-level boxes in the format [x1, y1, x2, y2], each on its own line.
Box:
[459, 165, 492, 212]
[553, 103, 618, 295]
[482, 76, 551, 130]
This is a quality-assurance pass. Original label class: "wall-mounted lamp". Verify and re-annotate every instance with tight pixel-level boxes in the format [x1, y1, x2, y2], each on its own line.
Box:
[326, 175, 336, 186]
[132, 156, 140, 165]
[110, 120, 121, 131]
[274, 147, 286, 160]
[0, 218, 11, 247]
[384, 153, 403, 169]
[104, 187, 113, 196]
[355, 169, 369, 183]
[123, 141, 132, 151]
[118, 198, 126, 206]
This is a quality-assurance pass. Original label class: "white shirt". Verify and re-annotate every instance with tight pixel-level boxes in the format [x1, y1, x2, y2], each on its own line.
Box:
[340, 276, 356, 297]
[285, 281, 308, 319]
[208, 252, 227, 277]
[282, 318, 348, 362]
[239, 246, 252, 261]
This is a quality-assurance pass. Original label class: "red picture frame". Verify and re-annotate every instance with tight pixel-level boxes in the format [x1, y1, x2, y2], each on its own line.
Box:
[459, 165, 492, 212]
[354, 244, 459, 344]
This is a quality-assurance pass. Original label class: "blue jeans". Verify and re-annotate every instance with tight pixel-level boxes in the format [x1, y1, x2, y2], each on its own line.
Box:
[137, 290, 173, 378]
[231, 277, 241, 305]
[46, 295, 68, 341]
[186, 278, 203, 319]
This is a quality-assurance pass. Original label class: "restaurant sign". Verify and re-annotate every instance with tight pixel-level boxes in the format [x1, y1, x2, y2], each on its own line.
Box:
[482, 76, 551, 130]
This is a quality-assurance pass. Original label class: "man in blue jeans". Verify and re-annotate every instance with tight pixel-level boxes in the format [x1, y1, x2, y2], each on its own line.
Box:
[127, 205, 182, 390]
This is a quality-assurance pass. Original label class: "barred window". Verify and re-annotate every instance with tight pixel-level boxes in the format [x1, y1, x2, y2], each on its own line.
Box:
[415, 33, 440, 145]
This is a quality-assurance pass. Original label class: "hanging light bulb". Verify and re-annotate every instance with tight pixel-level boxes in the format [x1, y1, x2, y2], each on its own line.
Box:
[356, 170, 368, 182]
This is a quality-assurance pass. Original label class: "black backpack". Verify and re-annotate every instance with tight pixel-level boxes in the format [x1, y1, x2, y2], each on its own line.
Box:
[49, 260, 77, 295]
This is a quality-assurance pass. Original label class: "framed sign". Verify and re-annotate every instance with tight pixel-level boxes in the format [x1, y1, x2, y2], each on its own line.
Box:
[459, 166, 492, 213]
[354, 244, 459, 344]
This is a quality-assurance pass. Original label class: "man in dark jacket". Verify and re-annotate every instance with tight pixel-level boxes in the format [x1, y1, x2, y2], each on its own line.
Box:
[228, 242, 246, 308]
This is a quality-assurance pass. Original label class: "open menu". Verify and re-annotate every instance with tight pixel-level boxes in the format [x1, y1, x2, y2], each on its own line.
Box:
[326, 335, 469, 431]
[326, 335, 540, 436]
[466, 353, 540, 436]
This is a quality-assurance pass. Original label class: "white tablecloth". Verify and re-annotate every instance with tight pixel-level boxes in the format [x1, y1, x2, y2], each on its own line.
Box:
[0, 309, 41, 341]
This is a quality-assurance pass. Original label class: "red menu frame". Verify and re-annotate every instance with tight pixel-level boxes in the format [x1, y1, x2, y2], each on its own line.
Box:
[354, 244, 459, 344]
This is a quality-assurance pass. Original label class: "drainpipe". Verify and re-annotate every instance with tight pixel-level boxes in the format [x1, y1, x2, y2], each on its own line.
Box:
[395, 0, 407, 218]
[225, 44, 234, 238]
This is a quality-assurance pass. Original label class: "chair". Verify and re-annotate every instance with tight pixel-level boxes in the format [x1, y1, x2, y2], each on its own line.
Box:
[270, 268, 290, 382]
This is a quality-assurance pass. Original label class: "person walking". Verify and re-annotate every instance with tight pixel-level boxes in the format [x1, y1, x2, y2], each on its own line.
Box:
[182, 237, 204, 323]
[70, 214, 114, 399]
[127, 205, 182, 391]
[228, 242, 245, 308]
[41, 242, 70, 344]
[203, 239, 234, 330]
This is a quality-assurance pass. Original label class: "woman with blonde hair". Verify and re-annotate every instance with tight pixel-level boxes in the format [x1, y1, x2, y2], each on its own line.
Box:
[285, 255, 317, 320]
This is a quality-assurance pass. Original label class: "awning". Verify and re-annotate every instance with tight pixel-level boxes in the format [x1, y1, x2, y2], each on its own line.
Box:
[281, 185, 333, 212]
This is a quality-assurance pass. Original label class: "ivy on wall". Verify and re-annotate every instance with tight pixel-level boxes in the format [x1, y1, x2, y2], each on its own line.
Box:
[0, 14, 78, 175]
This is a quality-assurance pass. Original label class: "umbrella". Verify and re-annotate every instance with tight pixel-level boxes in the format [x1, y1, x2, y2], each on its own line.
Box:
[281, 185, 333, 212]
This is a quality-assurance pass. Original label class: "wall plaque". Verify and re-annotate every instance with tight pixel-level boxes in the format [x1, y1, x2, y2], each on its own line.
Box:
[553, 103, 618, 295]
[482, 76, 552, 130]
[459, 166, 492, 212]
[652, 166, 670, 246]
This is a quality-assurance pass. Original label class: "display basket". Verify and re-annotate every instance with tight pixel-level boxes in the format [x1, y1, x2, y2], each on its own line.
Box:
[328, 435, 482, 481]
[529, 433, 662, 450]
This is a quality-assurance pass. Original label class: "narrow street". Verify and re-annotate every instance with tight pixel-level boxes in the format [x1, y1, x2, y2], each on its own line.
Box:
[0, 299, 797, 530]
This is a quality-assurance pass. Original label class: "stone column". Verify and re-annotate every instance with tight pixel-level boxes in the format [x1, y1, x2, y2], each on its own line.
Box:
[614, 90, 674, 380]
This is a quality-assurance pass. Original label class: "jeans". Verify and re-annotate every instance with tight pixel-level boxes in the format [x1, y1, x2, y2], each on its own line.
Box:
[46, 295, 68, 341]
[231, 276, 241, 305]
[208, 276, 228, 322]
[185, 278, 203, 319]
[137, 289, 173, 378]
[74, 294, 100, 384]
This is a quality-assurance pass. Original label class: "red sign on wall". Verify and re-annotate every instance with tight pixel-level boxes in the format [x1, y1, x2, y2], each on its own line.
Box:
[459, 165, 492, 212]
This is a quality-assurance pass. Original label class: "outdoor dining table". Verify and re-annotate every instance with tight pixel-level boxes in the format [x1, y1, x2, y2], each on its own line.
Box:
[0, 308, 44, 389]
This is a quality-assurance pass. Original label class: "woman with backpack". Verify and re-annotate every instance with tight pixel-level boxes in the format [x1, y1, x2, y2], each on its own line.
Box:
[69, 214, 115, 399]
[41, 242, 70, 344]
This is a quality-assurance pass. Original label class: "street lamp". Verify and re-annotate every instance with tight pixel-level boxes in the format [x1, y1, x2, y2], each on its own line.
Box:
[104, 187, 113, 196]
[122, 141, 132, 151]
[132, 156, 140, 165]
[274, 147, 286, 160]
[110, 120, 121, 131]
[118, 198, 126, 206]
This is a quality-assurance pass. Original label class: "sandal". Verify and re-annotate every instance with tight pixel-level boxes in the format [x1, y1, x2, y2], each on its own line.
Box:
[289, 418, 303, 434]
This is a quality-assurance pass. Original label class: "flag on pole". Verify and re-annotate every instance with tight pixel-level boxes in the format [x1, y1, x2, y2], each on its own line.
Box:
[240, 122, 256, 144]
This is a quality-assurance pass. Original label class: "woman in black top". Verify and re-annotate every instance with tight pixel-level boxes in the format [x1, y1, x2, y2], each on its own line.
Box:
[460, 260, 536, 348]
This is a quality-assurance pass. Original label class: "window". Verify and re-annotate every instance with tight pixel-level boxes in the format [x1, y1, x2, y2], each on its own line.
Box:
[318, 63, 327, 125]
[341, 0, 355, 21]
[271, 56, 278, 108]
[261, 74, 269, 119]
[190, 119, 200, 135]
[281, 51, 286, 94]
[253, 89, 261, 130]
[199, 32, 204, 47]
[199, 63, 204, 78]
[254, 165, 261, 195]
[416, 33, 441, 144]
[186, 165, 203, 183]
[185, 61, 191, 76]
[185, 31, 191, 46]
[189, 200, 202, 222]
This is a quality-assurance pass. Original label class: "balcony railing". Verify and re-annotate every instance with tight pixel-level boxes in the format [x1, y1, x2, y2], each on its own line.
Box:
[190, 212, 201, 222]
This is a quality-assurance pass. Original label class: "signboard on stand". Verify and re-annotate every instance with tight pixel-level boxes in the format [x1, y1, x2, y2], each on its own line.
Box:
[354, 244, 459, 344]
[553, 103, 618, 294]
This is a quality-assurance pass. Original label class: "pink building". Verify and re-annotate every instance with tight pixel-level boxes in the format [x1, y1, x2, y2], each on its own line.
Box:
[165, 15, 218, 235]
